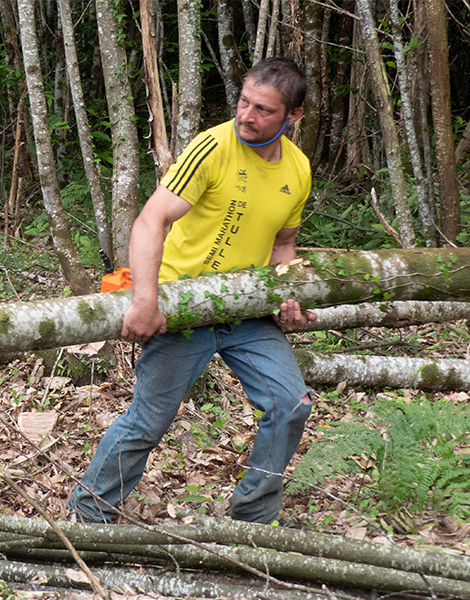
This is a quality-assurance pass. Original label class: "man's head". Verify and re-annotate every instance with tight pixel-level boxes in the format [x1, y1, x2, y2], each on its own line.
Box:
[236, 58, 306, 148]
[244, 57, 307, 114]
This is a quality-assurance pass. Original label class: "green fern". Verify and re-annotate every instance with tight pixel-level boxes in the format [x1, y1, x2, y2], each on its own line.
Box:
[291, 397, 470, 519]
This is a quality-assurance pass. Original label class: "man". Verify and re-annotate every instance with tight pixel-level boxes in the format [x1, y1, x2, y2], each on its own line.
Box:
[68, 57, 316, 525]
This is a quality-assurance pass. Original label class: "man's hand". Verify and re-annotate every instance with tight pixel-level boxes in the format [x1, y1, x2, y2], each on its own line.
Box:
[273, 299, 317, 332]
[121, 303, 167, 343]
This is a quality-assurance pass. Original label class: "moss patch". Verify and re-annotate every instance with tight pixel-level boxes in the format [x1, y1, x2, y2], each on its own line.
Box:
[38, 318, 57, 348]
[0, 311, 12, 335]
[78, 300, 106, 324]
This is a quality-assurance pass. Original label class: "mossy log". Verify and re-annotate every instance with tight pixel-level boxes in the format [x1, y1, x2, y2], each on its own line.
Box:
[296, 351, 470, 391]
[1, 248, 469, 354]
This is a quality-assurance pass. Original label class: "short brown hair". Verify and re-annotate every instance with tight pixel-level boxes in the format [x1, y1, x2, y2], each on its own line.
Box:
[244, 58, 307, 113]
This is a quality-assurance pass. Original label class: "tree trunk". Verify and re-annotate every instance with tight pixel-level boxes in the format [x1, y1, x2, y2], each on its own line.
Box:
[241, 0, 255, 62]
[308, 299, 470, 331]
[296, 350, 470, 391]
[140, 0, 173, 176]
[356, 0, 416, 248]
[96, 0, 140, 267]
[266, 0, 280, 58]
[217, 0, 243, 116]
[1, 248, 469, 353]
[58, 0, 114, 264]
[424, 0, 460, 244]
[17, 0, 95, 296]
[345, 13, 371, 178]
[280, 0, 301, 62]
[53, 11, 67, 188]
[310, 6, 330, 176]
[175, 0, 201, 156]
[327, 0, 354, 171]
[389, 0, 436, 247]
[252, 0, 269, 65]
[414, 0, 439, 237]
[301, 0, 322, 163]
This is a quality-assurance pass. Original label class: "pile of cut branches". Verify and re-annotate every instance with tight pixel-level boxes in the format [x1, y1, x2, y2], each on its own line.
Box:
[1, 514, 470, 599]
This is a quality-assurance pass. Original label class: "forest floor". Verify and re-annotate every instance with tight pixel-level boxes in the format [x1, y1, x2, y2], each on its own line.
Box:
[1, 268, 470, 600]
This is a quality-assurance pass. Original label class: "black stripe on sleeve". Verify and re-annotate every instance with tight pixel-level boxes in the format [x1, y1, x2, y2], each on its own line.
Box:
[165, 135, 218, 196]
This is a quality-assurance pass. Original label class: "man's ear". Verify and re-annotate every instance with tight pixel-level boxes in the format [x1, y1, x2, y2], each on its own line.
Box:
[288, 106, 303, 125]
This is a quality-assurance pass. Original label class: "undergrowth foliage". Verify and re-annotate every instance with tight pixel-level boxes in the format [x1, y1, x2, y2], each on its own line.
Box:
[289, 397, 470, 520]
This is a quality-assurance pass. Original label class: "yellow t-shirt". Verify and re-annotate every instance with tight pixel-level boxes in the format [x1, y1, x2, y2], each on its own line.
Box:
[159, 120, 311, 283]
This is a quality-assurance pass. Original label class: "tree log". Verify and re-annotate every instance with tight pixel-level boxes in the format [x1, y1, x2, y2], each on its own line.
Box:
[0, 560, 333, 600]
[2, 515, 470, 585]
[296, 351, 470, 391]
[1, 248, 469, 353]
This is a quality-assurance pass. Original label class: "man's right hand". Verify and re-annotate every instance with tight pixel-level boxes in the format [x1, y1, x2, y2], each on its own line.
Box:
[121, 304, 167, 343]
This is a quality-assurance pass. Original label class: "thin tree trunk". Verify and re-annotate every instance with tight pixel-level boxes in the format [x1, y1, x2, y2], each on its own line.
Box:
[96, 0, 140, 266]
[241, 0, 255, 61]
[58, 0, 114, 263]
[17, 0, 95, 295]
[301, 0, 322, 163]
[217, 0, 243, 116]
[280, 0, 301, 62]
[175, 0, 201, 155]
[328, 0, 355, 171]
[414, 0, 438, 235]
[345, 14, 371, 177]
[140, 0, 173, 176]
[1, 248, 469, 353]
[389, 0, 436, 247]
[310, 6, 331, 176]
[423, 0, 460, 244]
[356, 0, 416, 248]
[253, 0, 269, 65]
[53, 10, 67, 188]
[266, 0, 280, 58]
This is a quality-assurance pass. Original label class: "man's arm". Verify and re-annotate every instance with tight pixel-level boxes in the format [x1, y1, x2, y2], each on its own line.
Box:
[121, 186, 192, 342]
[270, 228, 317, 332]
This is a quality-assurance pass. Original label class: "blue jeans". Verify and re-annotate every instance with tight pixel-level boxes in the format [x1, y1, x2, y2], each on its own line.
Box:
[68, 318, 312, 524]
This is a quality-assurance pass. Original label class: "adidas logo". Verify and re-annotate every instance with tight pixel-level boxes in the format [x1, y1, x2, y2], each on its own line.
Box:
[280, 184, 290, 195]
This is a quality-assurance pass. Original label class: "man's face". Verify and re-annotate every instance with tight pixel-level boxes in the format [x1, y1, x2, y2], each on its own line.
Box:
[236, 78, 291, 145]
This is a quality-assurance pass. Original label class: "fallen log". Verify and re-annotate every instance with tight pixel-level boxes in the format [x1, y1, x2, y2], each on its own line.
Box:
[307, 299, 470, 331]
[1, 248, 469, 353]
[2, 515, 470, 586]
[295, 351, 470, 390]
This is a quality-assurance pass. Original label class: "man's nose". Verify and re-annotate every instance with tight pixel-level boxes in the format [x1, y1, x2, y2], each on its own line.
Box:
[242, 104, 255, 121]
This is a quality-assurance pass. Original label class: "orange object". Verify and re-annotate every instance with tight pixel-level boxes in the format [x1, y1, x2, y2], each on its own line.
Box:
[100, 268, 133, 292]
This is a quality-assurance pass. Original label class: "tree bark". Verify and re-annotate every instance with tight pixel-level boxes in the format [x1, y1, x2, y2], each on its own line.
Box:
[327, 0, 354, 171]
[356, 0, 416, 248]
[17, 0, 95, 296]
[58, 0, 114, 264]
[389, 0, 437, 247]
[96, 0, 140, 267]
[345, 13, 371, 178]
[252, 0, 269, 65]
[140, 0, 173, 177]
[3, 516, 470, 598]
[301, 1, 322, 163]
[1, 248, 470, 353]
[241, 0, 255, 61]
[217, 0, 243, 116]
[424, 0, 460, 244]
[296, 350, 470, 391]
[3, 513, 470, 584]
[175, 0, 202, 156]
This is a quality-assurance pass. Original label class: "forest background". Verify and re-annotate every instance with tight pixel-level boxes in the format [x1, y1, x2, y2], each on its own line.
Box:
[2, 4, 470, 595]
[1, 0, 470, 296]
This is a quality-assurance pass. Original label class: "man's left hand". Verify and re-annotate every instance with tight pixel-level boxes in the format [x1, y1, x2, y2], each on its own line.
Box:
[273, 299, 317, 332]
